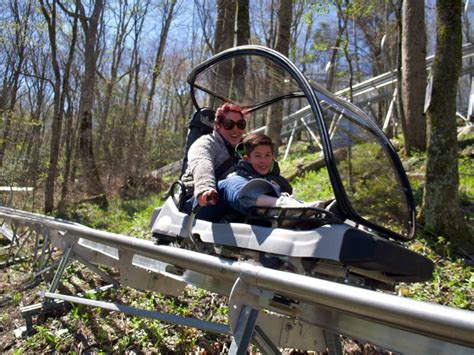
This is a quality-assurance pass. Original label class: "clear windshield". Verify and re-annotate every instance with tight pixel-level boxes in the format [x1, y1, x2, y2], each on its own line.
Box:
[189, 48, 414, 240]
[312, 82, 413, 239]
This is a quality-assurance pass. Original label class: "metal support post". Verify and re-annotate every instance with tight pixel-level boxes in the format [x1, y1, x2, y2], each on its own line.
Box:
[228, 277, 272, 354]
[324, 330, 343, 355]
[300, 116, 323, 150]
[283, 120, 299, 160]
[14, 228, 33, 259]
[382, 89, 397, 132]
[20, 284, 116, 336]
[329, 113, 343, 140]
[468, 77, 473, 123]
[252, 326, 281, 355]
[31, 226, 53, 277]
[47, 244, 73, 295]
[37, 227, 51, 273]
[229, 305, 260, 355]
[72, 253, 120, 288]
[6, 222, 19, 263]
[33, 260, 60, 280]
[31, 227, 41, 273]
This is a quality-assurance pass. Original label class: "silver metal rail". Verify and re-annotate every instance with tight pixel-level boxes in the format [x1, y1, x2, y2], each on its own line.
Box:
[261, 43, 474, 158]
[1, 206, 473, 354]
[336, 42, 474, 98]
[256, 43, 474, 128]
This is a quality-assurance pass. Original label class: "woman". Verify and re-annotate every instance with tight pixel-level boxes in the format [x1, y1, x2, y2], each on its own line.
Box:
[181, 103, 247, 220]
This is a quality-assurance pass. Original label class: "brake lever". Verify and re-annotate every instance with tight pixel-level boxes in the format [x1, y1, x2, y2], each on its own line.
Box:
[187, 191, 218, 249]
[187, 204, 201, 235]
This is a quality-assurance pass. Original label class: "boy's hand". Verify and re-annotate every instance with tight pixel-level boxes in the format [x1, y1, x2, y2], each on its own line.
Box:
[197, 189, 219, 206]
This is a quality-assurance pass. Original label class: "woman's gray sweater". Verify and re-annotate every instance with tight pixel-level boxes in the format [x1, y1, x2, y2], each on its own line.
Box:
[181, 131, 237, 198]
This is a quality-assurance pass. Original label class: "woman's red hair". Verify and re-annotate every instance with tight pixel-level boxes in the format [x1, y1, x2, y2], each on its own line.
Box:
[215, 103, 247, 124]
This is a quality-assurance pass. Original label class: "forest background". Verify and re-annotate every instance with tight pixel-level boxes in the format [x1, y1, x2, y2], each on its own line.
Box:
[0, 0, 473, 353]
[1, 0, 473, 246]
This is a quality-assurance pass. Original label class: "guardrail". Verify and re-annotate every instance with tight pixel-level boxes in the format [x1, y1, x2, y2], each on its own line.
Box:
[1, 206, 473, 354]
[258, 43, 474, 127]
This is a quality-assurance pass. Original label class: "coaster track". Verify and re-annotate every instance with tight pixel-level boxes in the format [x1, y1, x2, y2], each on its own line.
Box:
[1, 206, 473, 354]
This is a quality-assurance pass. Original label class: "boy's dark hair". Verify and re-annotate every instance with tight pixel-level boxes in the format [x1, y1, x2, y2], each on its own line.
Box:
[242, 133, 275, 156]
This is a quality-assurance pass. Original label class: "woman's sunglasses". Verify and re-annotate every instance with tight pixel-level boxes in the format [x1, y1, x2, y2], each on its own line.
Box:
[222, 119, 246, 130]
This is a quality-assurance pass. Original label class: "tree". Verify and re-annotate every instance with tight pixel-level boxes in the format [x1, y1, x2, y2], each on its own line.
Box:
[214, 0, 236, 54]
[265, 0, 292, 147]
[236, 0, 250, 48]
[57, 95, 77, 214]
[354, 0, 397, 77]
[232, 0, 250, 99]
[253, 0, 277, 48]
[59, 0, 108, 205]
[325, 19, 344, 92]
[135, 0, 178, 178]
[0, 1, 32, 167]
[332, 0, 355, 99]
[213, 0, 237, 100]
[421, 0, 472, 247]
[193, 0, 216, 54]
[40, 0, 78, 213]
[354, 1, 399, 125]
[24, 48, 48, 198]
[292, 1, 314, 73]
[96, 0, 137, 163]
[400, 0, 426, 154]
[123, 3, 148, 180]
[213, 0, 249, 101]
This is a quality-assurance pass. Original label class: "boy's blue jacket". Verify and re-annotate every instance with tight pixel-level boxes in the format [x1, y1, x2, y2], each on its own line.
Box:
[234, 160, 293, 195]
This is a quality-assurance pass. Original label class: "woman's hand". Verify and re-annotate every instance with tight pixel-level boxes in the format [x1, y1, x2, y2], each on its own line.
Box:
[197, 188, 219, 206]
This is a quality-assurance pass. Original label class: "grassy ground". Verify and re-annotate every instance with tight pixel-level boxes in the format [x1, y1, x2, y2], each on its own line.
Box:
[0, 136, 472, 353]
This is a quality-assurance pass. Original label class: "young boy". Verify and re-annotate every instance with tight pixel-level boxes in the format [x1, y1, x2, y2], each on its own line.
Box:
[218, 133, 317, 215]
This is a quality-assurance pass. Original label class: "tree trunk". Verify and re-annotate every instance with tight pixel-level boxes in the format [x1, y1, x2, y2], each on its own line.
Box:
[214, 0, 236, 101]
[58, 98, 76, 215]
[123, 5, 148, 180]
[300, 6, 313, 75]
[394, 0, 404, 140]
[334, 0, 353, 100]
[97, 0, 139, 158]
[135, 0, 177, 177]
[421, 0, 472, 247]
[125, 56, 144, 179]
[401, 0, 427, 154]
[259, 0, 277, 48]
[265, 0, 292, 148]
[232, 0, 249, 99]
[41, 0, 78, 213]
[41, 0, 62, 213]
[326, 24, 344, 92]
[76, 0, 107, 206]
[24, 57, 47, 194]
[193, 0, 216, 54]
[214, 0, 236, 54]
